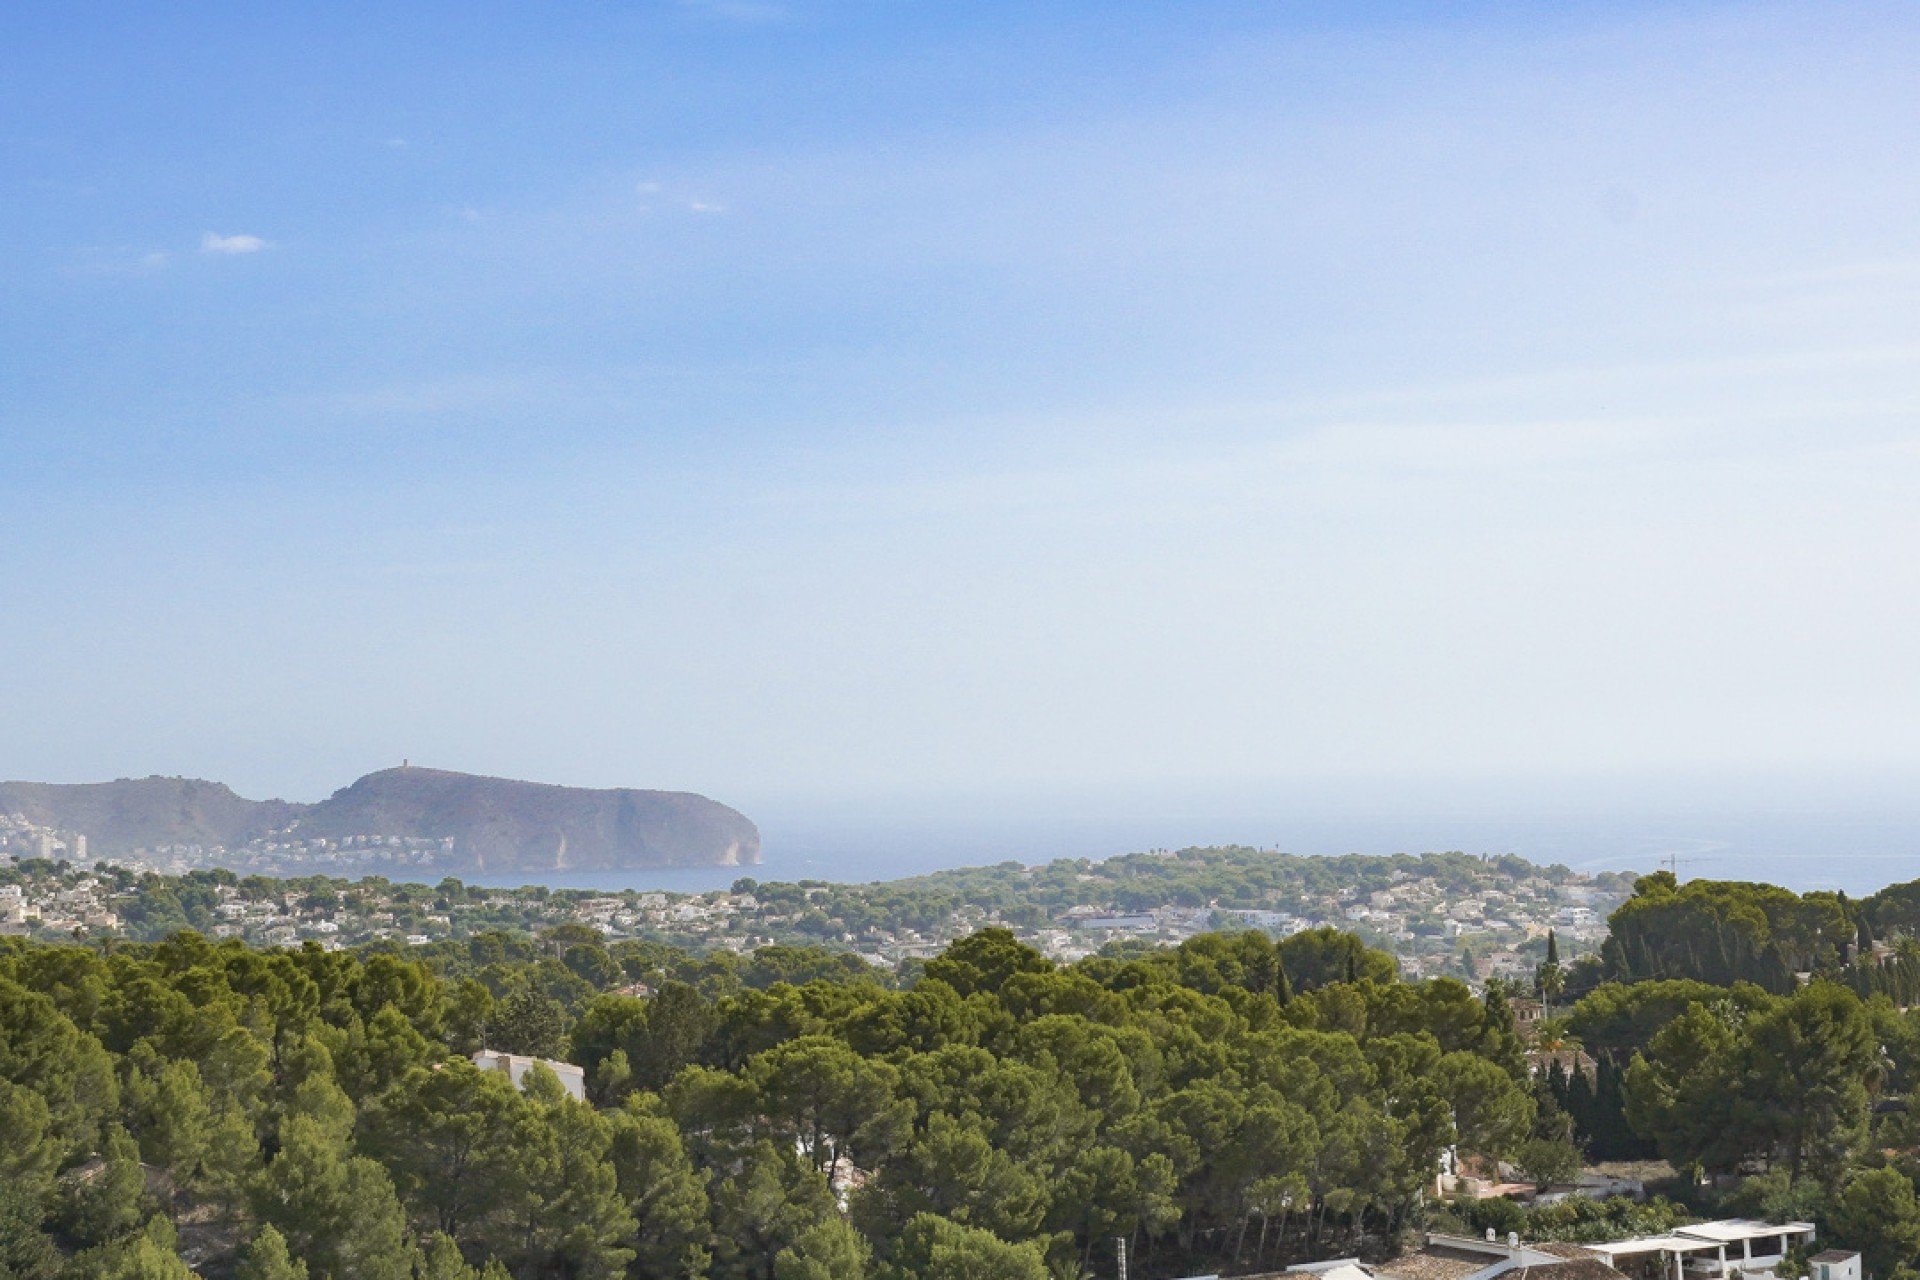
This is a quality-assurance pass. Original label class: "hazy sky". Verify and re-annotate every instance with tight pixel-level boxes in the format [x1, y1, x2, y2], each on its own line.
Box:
[4, 1, 1919, 814]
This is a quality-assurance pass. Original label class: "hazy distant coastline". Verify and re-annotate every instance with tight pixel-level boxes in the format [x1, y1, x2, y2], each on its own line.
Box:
[0, 765, 759, 877]
[452, 792, 1920, 897]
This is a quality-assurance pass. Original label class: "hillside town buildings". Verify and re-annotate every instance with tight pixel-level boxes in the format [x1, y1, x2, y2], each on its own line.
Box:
[1, 832, 1626, 989]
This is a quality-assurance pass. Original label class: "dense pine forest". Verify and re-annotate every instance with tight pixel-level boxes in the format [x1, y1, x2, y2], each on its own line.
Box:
[8, 866, 1920, 1279]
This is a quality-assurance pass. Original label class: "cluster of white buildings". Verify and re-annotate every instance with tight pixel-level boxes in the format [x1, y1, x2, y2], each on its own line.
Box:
[0, 813, 85, 863]
[127, 832, 459, 877]
[0, 877, 118, 934]
[1036, 871, 1622, 979]
[1285, 1225, 1854, 1280]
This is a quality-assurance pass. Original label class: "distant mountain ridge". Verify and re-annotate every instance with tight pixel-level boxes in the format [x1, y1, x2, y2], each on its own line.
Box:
[295, 767, 759, 871]
[0, 776, 299, 853]
[0, 766, 760, 872]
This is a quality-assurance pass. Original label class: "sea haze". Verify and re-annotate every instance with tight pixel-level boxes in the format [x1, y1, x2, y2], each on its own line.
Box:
[463, 776, 1920, 898]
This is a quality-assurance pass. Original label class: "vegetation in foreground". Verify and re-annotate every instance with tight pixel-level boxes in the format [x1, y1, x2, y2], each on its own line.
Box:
[5, 867, 1920, 1278]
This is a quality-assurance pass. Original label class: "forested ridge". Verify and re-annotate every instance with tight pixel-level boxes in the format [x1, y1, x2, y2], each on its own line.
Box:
[8, 867, 1920, 1279]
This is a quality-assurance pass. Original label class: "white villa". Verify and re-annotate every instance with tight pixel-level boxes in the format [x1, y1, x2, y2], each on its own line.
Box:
[1583, 1221, 1818, 1280]
[470, 1049, 587, 1102]
[1285, 1221, 1821, 1280]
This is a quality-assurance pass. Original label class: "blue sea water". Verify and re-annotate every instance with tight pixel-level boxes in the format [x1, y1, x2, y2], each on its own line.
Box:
[463, 785, 1920, 898]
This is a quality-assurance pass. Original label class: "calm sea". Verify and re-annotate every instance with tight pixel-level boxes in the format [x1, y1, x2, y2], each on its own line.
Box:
[462, 790, 1920, 898]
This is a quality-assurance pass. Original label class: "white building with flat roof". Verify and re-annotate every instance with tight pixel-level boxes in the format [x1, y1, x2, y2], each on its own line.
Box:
[471, 1049, 586, 1102]
[1287, 1258, 1380, 1280]
[1588, 1220, 1817, 1280]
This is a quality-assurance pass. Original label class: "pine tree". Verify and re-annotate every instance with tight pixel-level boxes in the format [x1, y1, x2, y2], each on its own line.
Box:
[487, 988, 570, 1060]
[59, 1124, 149, 1247]
[511, 1079, 636, 1280]
[0, 1081, 58, 1189]
[1829, 1167, 1920, 1280]
[123, 1050, 212, 1187]
[607, 1105, 711, 1279]
[1478, 984, 1527, 1079]
[880, 1213, 1050, 1280]
[236, 1224, 310, 1280]
[253, 1116, 413, 1280]
[74, 1215, 197, 1280]
[774, 1217, 872, 1280]
[413, 1233, 479, 1280]
[0, 1179, 60, 1280]
[355, 1004, 434, 1100]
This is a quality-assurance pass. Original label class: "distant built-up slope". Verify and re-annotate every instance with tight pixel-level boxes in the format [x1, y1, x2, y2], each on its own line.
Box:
[296, 767, 760, 871]
[0, 776, 299, 853]
[0, 766, 759, 872]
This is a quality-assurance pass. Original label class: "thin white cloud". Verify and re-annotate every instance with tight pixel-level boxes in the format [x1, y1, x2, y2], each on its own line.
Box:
[200, 232, 267, 255]
[688, 200, 727, 214]
[64, 246, 172, 277]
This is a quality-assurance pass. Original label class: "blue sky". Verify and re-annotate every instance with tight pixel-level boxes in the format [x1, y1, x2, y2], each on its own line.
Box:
[4, 1, 1920, 822]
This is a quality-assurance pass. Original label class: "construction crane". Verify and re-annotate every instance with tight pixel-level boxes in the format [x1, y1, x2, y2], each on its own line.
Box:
[1658, 851, 1717, 878]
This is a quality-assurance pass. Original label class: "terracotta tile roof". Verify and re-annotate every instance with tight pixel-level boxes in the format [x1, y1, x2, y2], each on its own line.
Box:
[1527, 1047, 1599, 1080]
[1523, 1259, 1630, 1280]
[1376, 1246, 1502, 1280]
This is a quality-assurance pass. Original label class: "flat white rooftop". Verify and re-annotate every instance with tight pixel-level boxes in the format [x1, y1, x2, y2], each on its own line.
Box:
[1593, 1237, 1720, 1257]
[1289, 1265, 1371, 1280]
[1674, 1221, 1815, 1244]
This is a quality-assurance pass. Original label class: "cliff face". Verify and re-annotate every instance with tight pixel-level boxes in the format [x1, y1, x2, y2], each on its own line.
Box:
[0, 776, 298, 853]
[295, 767, 760, 872]
[0, 767, 760, 872]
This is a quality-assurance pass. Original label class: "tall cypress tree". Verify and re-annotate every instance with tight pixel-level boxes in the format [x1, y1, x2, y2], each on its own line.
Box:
[1565, 1061, 1596, 1143]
